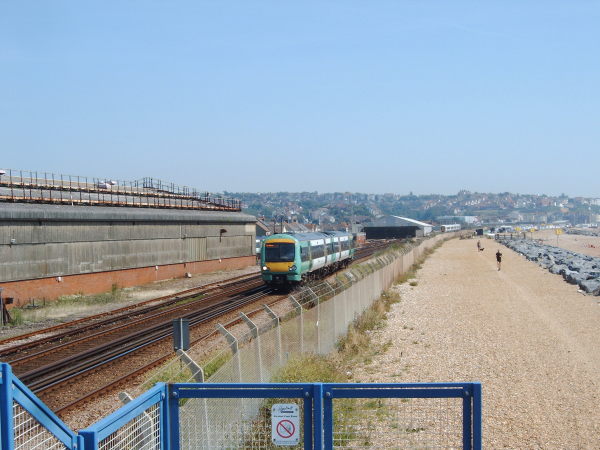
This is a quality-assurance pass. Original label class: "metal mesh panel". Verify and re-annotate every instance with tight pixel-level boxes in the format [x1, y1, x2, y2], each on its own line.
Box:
[317, 296, 336, 354]
[239, 340, 263, 383]
[280, 311, 302, 357]
[97, 403, 160, 450]
[12, 402, 67, 450]
[208, 352, 239, 383]
[258, 323, 283, 381]
[332, 397, 463, 449]
[180, 397, 305, 449]
[333, 287, 345, 339]
[302, 306, 319, 354]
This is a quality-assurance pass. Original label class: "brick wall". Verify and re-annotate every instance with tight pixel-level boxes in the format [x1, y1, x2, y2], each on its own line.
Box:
[1, 255, 256, 307]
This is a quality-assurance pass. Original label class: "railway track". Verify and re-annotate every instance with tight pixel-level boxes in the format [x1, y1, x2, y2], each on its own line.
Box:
[0, 272, 261, 356]
[0, 239, 399, 414]
[10, 285, 268, 387]
[52, 290, 279, 415]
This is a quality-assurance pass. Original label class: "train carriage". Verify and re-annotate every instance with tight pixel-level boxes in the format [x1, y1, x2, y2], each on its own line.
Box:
[440, 224, 461, 232]
[260, 231, 355, 288]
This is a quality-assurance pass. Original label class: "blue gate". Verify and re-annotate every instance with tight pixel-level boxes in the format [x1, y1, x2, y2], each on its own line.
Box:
[1, 363, 481, 449]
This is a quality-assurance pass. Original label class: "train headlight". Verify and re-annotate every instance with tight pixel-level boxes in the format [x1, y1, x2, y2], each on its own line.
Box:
[289, 265, 297, 271]
[262, 266, 268, 271]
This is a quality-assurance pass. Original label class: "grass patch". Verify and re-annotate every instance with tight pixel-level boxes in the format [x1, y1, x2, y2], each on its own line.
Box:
[143, 348, 232, 389]
[336, 289, 400, 362]
[6, 308, 25, 326]
[272, 353, 347, 384]
[5, 284, 127, 326]
[202, 350, 231, 379]
[158, 294, 204, 311]
[395, 241, 444, 285]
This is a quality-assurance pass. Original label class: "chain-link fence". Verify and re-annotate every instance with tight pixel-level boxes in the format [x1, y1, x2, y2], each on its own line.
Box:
[143, 234, 453, 448]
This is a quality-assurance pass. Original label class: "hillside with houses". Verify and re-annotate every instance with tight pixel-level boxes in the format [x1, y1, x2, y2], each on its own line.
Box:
[231, 191, 600, 231]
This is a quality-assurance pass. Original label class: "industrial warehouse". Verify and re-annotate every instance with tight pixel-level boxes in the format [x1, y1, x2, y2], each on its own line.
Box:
[363, 215, 433, 239]
[0, 170, 256, 306]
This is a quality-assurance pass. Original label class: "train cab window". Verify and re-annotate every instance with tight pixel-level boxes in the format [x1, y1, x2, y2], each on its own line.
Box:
[265, 243, 296, 262]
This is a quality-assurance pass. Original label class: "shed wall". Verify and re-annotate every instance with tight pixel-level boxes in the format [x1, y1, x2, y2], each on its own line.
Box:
[364, 226, 419, 239]
[0, 210, 255, 284]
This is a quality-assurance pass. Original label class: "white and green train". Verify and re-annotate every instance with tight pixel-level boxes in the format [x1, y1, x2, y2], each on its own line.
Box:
[259, 231, 355, 288]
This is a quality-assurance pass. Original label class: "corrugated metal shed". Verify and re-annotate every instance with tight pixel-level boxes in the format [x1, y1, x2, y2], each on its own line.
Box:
[364, 215, 433, 239]
[0, 203, 256, 283]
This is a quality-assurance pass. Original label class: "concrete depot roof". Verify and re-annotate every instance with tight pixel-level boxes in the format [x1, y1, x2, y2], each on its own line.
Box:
[0, 202, 256, 223]
[366, 215, 433, 228]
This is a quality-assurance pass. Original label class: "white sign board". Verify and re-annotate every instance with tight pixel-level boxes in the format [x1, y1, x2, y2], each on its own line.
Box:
[271, 403, 300, 446]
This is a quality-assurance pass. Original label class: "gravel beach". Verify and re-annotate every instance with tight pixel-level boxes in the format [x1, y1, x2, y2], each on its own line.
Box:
[357, 237, 600, 448]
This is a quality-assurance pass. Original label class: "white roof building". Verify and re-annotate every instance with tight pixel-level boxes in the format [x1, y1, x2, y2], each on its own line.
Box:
[367, 215, 433, 236]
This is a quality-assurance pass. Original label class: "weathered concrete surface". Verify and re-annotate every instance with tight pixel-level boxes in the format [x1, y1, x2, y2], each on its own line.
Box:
[0, 203, 256, 303]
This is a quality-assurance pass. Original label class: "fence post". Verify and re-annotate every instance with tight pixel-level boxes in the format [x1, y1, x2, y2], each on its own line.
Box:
[306, 287, 321, 354]
[289, 295, 304, 354]
[167, 384, 181, 450]
[473, 383, 482, 450]
[313, 383, 324, 450]
[263, 304, 282, 365]
[239, 312, 263, 382]
[1, 363, 14, 450]
[216, 324, 242, 382]
[176, 349, 205, 382]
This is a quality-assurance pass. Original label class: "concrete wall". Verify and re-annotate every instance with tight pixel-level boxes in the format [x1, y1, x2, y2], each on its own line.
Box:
[0, 203, 256, 303]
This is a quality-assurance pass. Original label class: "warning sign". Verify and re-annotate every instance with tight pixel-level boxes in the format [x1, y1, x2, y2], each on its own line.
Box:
[271, 403, 300, 446]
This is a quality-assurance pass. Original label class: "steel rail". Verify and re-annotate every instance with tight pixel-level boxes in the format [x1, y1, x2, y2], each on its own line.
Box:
[5, 279, 264, 374]
[0, 273, 261, 356]
[24, 286, 272, 392]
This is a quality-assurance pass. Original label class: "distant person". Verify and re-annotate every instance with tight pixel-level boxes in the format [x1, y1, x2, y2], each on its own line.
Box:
[496, 250, 503, 271]
[477, 240, 484, 252]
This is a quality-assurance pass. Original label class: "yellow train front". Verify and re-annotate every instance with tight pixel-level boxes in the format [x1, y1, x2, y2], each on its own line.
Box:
[259, 231, 355, 288]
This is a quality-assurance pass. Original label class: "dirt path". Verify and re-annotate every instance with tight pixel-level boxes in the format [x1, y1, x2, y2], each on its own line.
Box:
[358, 237, 600, 448]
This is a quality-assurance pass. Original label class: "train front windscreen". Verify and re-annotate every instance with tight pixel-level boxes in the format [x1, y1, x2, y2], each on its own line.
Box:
[264, 243, 295, 262]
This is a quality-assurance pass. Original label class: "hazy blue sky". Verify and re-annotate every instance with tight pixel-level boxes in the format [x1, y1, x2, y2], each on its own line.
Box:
[1, 1, 599, 196]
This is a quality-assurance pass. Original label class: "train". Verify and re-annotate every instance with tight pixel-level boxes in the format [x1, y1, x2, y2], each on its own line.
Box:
[259, 231, 355, 288]
[440, 224, 461, 232]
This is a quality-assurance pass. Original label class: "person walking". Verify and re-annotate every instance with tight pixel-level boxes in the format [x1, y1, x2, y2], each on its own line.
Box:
[496, 249, 503, 271]
[477, 240, 481, 251]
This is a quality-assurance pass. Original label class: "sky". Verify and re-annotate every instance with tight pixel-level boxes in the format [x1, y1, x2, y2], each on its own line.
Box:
[1, 1, 599, 197]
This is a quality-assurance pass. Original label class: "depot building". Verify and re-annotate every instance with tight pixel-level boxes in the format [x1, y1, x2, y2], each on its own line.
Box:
[363, 215, 433, 239]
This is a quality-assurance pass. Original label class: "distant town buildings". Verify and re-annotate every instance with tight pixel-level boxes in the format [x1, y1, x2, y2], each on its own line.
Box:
[234, 191, 600, 230]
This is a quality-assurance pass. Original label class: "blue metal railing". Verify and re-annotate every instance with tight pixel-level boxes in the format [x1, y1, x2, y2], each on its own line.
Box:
[79, 383, 168, 449]
[1, 363, 81, 450]
[1, 363, 482, 449]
